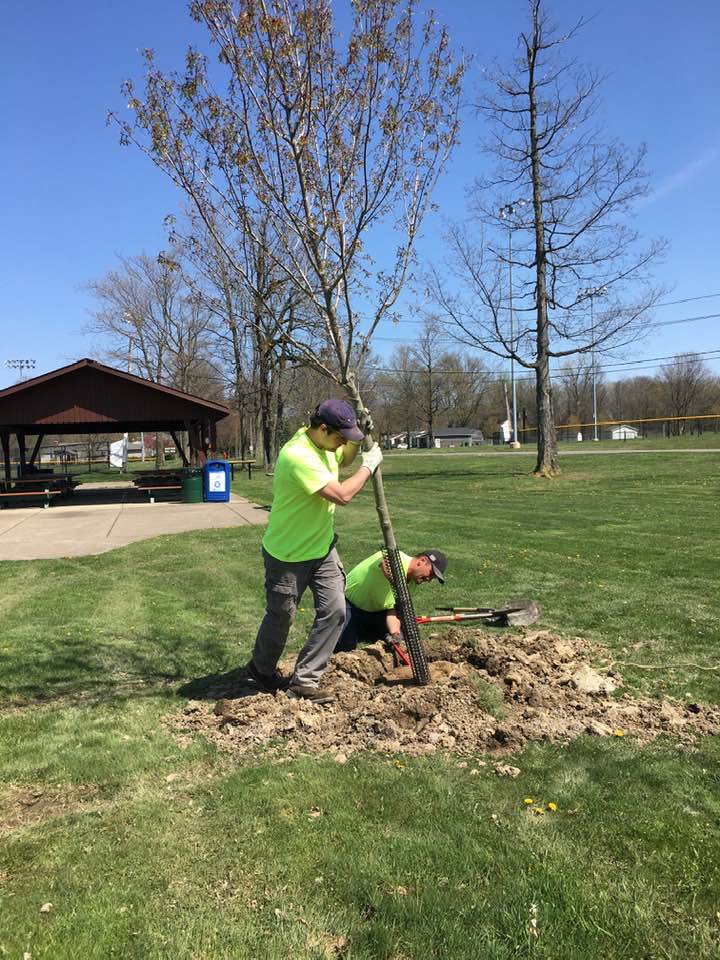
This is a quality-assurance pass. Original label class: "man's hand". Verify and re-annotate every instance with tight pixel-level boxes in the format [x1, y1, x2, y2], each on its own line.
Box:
[361, 443, 383, 474]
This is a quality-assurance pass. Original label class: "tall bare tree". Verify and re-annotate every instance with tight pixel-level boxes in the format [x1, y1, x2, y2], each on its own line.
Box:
[85, 251, 212, 387]
[85, 250, 215, 464]
[114, 0, 464, 549]
[428, 0, 664, 476]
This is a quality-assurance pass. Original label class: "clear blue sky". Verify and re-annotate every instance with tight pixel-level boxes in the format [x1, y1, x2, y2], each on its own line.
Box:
[2, 0, 719, 390]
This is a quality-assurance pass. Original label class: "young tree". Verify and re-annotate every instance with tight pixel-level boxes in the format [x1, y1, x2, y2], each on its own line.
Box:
[428, 0, 663, 475]
[114, 0, 464, 548]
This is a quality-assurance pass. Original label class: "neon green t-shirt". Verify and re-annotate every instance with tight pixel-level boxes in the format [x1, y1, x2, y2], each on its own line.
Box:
[262, 428, 345, 562]
[345, 550, 417, 612]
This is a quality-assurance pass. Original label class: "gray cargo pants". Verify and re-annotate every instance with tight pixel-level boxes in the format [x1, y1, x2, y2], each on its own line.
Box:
[252, 544, 346, 688]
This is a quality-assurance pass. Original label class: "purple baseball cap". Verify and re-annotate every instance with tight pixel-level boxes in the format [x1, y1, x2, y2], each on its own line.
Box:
[314, 398, 365, 442]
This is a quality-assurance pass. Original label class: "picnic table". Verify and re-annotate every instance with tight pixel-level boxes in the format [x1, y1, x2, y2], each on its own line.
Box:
[0, 474, 75, 508]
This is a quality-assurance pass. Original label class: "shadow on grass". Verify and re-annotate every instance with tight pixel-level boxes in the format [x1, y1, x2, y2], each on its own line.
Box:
[0, 675, 184, 713]
[0, 631, 240, 708]
[177, 666, 264, 701]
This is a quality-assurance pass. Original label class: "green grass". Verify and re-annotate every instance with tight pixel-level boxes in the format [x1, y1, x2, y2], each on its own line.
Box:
[1, 451, 719, 958]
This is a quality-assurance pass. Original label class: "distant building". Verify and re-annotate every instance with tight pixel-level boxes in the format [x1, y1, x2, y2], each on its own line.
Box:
[611, 424, 639, 440]
[409, 427, 485, 449]
[387, 431, 425, 449]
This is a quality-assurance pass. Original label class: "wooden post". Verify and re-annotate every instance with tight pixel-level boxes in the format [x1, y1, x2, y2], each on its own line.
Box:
[0, 432, 11, 483]
[17, 433, 27, 476]
[169, 431, 190, 467]
[29, 435, 43, 467]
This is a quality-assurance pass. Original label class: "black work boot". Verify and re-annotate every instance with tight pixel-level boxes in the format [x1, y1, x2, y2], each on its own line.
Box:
[246, 660, 290, 693]
[287, 683, 336, 705]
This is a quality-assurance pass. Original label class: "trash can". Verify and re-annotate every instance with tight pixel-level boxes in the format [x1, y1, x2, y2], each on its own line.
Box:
[182, 468, 204, 504]
[203, 460, 231, 503]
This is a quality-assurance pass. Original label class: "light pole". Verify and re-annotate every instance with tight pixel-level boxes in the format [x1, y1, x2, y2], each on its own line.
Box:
[581, 286, 607, 441]
[499, 202, 525, 447]
[5, 359, 36, 382]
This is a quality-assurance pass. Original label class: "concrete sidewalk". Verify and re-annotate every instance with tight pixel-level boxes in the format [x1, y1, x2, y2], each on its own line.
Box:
[0, 494, 268, 561]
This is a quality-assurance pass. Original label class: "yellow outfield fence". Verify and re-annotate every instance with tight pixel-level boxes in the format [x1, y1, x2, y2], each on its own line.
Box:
[518, 413, 720, 443]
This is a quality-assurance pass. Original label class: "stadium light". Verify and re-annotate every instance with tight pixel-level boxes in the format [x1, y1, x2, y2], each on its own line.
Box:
[581, 287, 608, 441]
[499, 201, 527, 446]
[4, 359, 36, 381]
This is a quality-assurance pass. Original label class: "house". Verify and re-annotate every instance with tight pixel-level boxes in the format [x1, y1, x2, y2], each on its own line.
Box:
[611, 424, 639, 440]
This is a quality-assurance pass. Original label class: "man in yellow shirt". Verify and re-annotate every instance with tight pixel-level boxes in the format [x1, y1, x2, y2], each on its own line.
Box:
[335, 548, 448, 652]
[248, 399, 383, 703]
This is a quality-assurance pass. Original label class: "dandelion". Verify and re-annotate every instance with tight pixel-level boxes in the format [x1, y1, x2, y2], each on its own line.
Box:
[523, 797, 534, 805]
[547, 802, 558, 812]
[614, 729, 625, 737]
[532, 806, 545, 816]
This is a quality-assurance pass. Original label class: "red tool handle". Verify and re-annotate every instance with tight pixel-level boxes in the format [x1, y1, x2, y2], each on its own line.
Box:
[416, 612, 488, 625]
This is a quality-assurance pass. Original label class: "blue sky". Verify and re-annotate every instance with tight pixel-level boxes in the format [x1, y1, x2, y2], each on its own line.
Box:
[1, 0, 719, 390]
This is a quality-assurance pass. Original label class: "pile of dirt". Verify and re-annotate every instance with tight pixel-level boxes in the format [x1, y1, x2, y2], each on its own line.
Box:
[169, 630, 720, 761]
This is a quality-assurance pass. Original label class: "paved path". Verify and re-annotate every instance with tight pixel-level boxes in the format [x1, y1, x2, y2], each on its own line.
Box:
[0, 493, 268, 561]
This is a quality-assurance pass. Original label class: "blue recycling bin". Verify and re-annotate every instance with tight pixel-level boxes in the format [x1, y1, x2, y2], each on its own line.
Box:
[203, 460, 231, 502]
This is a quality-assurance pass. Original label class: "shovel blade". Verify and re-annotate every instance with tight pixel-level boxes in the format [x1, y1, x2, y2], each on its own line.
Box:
[498, 598, 540, 627]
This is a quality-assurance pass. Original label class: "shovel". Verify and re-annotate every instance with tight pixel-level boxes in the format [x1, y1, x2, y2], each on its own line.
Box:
[418, 598, 540, 628]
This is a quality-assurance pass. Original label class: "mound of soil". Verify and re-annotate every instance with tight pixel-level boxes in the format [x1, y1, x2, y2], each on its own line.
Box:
[170, 630, 719, 761]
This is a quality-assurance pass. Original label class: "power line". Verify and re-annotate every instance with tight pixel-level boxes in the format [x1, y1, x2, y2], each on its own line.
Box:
[655, 293, 720, 308]
[655, 312, 720, 327]
[371, 293, 720, 330]
[371, 310, 720, 341]
[371, 347, 720, 383]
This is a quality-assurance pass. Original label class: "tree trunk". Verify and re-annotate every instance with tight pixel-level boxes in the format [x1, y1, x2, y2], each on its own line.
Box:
[156, 433, 165, 468]
[253, 307, 275, 471]
[535, 345, 558, 476]
[527, 22, 559, 476]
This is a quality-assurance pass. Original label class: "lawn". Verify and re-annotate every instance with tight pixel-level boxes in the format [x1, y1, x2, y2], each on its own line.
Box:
[1, 450, 719, 958]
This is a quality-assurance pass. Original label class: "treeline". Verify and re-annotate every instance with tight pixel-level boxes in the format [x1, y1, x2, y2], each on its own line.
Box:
[84, 248, 720, 459]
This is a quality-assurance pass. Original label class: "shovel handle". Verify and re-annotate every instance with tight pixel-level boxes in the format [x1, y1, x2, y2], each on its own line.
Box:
[416, 612, 490, 624]
[435, 606, 495, 614]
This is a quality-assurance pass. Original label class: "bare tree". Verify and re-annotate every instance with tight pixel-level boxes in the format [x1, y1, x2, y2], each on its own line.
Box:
[555, 357, 605, 430]
[438, 352, 491, 428]
[660, 354, 717, 433]
[409, 318, 448, 446]
[85, 250, 216, 465]
[85, 251, 212, 389]
[428, 0, 664, 476]
[114, 0, 464, 550]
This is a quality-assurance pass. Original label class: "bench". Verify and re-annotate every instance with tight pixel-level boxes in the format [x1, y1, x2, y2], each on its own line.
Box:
[0, 489, 61, 509]
[11, 476, 77, 495]
[135, 484, 183, 503]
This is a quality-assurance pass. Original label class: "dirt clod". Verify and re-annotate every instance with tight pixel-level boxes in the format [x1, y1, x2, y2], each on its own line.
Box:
[169, 631, 720, 761]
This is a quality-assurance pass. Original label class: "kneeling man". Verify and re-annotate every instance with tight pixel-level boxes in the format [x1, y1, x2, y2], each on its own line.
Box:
[335, 548, 448, 652]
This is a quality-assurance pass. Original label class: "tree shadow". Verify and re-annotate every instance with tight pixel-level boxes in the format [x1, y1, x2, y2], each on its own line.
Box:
[177, 666, 263, 701]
